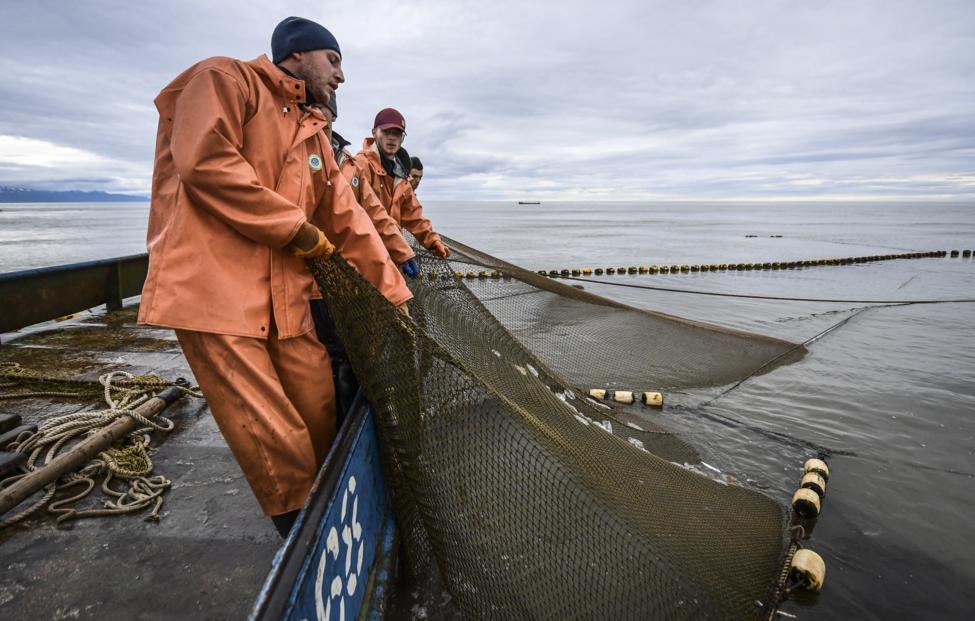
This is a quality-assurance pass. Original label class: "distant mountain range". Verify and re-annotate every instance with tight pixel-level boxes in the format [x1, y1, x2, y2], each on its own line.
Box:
[0, 186, 149, 203]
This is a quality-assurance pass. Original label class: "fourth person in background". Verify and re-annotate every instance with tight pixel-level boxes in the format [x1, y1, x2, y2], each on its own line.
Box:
[409, 156, 423, 191]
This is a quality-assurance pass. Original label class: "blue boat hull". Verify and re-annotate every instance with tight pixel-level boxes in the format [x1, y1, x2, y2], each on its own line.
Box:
[250, 391, 396, 620]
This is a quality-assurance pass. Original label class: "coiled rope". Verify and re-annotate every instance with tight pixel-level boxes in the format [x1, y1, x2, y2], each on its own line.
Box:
[0, 365, 201, 528]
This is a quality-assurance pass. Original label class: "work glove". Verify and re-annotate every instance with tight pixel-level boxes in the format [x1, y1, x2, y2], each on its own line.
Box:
[430, 239, 450, 258]
[290, 222, 335, 259]
[401, 257, 420, 278]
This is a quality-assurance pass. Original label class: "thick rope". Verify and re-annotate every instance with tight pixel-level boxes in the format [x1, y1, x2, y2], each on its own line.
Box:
[560, 275, 975, 305]
[532, 249, 956, 277]
[445, 255, 975, 305]
[764, 525, 807, 621]
[0, 368, 200, 528]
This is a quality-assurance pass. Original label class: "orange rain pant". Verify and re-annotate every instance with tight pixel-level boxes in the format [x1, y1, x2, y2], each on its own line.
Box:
[175, 324, 336, 516]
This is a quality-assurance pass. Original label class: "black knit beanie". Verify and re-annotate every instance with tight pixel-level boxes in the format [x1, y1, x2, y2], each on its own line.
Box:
[271, 17, 341, 64]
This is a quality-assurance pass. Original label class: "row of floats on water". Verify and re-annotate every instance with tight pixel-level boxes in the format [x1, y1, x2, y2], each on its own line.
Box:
[787, 459, 831, 593]
[434, 249, 974, 282]
[537, 250, 965, 279]
[582, 384, 831, 595]
[587, 388, 663, 407]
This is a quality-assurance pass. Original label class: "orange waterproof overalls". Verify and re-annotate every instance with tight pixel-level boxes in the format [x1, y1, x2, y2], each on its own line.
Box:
[139, 54, 412, 515]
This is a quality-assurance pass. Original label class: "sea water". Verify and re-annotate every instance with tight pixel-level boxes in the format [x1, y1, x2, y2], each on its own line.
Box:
[2, 200, 973, 619]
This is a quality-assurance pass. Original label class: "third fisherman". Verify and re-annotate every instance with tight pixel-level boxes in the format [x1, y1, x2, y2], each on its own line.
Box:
[352, 108, 449, 258]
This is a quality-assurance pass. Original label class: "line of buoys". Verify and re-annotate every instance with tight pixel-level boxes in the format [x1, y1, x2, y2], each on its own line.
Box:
[587, 388, 663, 408]
[784, 457, 830, 593]
[443, 248, 970, 283]
[444, 270, 512, 281]
[437, 249, 970, 287]
[792, 458, 829, 519]
[538, 250, 956, 278]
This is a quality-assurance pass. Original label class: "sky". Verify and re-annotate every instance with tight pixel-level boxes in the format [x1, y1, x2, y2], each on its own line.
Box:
[0, 0, 973, 201]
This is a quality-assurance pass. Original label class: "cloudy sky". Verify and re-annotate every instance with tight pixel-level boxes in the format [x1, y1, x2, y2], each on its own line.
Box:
[0, 0, 973, 201]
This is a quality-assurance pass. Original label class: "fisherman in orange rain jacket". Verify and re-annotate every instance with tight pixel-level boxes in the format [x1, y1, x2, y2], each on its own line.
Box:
[317, 95, 420, 278]
[352, 109, 450, 258]
[138, 16, 411, 536]
[305, 94, 419, 421]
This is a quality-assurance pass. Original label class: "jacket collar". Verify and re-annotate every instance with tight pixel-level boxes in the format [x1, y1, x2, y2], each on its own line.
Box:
[361, 138, 386, 176]
[362, 137, 411, 180]
[247, 54, 308, 105]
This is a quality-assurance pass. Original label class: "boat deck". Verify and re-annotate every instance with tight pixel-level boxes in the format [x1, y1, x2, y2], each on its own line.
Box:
[0, 305, 280, 619]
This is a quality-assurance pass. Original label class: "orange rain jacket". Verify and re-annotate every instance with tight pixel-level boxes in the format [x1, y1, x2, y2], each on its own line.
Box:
[352, 138, 443, 250]
[334, 146, 415, 264]
[139, 55, 411, 339]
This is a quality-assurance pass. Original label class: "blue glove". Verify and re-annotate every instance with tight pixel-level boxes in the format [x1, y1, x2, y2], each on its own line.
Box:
[401, 258, 420, 279]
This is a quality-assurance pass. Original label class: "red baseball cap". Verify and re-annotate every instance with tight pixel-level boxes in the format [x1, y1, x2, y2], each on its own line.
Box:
[374, 108, 406, 133]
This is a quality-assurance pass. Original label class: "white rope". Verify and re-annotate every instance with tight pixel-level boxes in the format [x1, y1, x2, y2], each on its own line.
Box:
[0, 369, 200, 528]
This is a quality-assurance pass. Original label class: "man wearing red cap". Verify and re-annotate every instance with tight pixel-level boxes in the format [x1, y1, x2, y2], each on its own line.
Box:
[139, 16, 412, 536]
[317, 96, 419, 277]
[352, 108, 449, 258]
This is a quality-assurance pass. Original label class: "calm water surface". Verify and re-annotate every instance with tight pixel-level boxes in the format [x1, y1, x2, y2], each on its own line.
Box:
[0, 202, 149, 272]
[2, 201, 973, 620]
[431, 201, 975, 621]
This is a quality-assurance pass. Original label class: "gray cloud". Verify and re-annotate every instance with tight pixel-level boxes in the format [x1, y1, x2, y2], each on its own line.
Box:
[0, 0, 973, 199]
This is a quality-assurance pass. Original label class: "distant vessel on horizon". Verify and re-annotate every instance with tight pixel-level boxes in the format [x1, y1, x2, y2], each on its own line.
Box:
[518, 200, 541, 205]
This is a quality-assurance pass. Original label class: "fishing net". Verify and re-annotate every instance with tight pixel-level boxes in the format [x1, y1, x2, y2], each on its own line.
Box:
[307, 234, 801, 620]
[441, 236, 804, 391]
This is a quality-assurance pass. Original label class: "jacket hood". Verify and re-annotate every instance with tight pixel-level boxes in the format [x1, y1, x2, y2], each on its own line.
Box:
[361, 137, 383, 175]
[155, 54, 309, 119]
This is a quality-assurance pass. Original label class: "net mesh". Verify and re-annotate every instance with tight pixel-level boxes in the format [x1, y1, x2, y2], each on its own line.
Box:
[308, 235, 799, 620]
[442, 236, 804, 391]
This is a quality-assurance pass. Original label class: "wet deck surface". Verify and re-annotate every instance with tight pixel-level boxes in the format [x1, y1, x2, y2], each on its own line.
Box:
[0, 305, 280, 620]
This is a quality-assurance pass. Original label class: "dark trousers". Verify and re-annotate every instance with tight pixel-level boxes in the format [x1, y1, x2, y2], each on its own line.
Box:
[309, 298, 360, 429]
